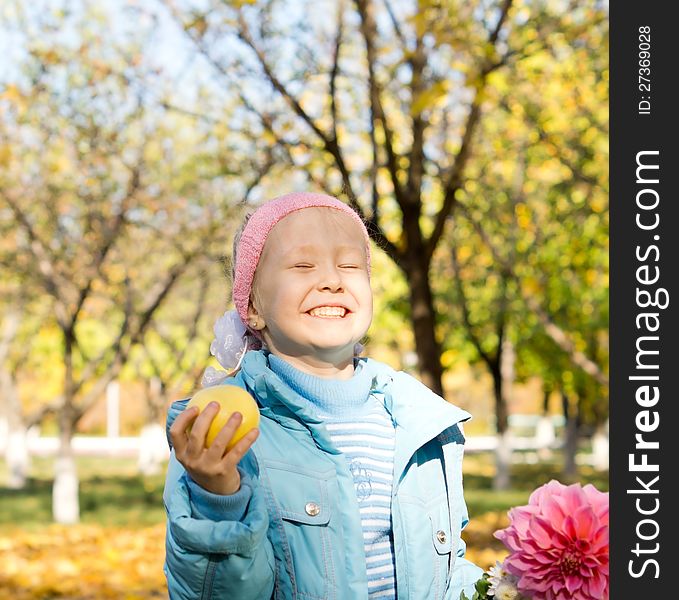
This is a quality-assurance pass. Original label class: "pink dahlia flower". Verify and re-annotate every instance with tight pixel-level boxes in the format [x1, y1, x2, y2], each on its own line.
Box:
[494, 480, 609, 600]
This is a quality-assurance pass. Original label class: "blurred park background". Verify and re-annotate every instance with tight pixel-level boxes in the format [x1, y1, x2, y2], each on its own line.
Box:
[0, 0, 608, 597]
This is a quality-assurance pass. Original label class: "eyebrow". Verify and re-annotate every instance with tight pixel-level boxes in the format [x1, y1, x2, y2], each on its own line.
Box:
[284, 244, 365, 257]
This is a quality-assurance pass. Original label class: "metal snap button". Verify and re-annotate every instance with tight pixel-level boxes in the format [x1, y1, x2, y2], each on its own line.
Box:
[436, 530, 447, 544]
[305, 502, 321, 517]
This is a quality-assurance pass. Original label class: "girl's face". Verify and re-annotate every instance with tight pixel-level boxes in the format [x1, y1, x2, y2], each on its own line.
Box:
[248, 207, 373, 374]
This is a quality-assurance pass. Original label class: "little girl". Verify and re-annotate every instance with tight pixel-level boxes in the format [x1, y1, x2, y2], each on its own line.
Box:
[163, 192, 483, 599]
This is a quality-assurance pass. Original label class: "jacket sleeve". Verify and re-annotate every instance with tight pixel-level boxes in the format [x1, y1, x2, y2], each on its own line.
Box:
[441, 424, 485, 600]
[163, 450, 275, 599]
[446, 539, 485, 599]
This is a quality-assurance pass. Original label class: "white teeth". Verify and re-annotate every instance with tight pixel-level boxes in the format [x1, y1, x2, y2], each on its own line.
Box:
[308, 306, 347, 318]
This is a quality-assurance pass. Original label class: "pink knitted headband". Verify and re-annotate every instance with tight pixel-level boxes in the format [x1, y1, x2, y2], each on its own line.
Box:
[232, 192, 371, 332]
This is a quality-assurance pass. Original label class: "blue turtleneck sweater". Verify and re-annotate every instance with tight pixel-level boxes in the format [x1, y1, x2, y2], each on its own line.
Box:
[268, 354, 397, 599]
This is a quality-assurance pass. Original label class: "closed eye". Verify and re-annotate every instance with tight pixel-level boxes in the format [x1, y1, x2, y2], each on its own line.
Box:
[339, 264, 360, 269]
[293, 263, 314, 269]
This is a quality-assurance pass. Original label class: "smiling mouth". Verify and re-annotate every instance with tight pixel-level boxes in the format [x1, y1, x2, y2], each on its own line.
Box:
[307, 306, 348, 318]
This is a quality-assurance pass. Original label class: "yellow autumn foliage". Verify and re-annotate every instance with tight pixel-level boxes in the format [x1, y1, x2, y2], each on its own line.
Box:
[0, 524, 167, 599]
[460, 510, 510, 569]
[0, 519, 507, 598]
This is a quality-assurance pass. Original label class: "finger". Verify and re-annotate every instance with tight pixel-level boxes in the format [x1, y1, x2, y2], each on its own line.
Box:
[207, 412, 244, 459]
[169, 406, 199, 454]
[186, 401, 220, 454]
[223, 427, 260, 468]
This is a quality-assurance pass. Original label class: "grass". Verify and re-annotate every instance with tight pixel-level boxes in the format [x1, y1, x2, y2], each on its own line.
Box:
[462, 452, 608, 513]
[0, 457, 166, 529]
[0, 451, 608, 529]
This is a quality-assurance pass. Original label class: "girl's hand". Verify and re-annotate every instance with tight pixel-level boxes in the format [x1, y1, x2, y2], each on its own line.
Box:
[169, 402, 260, 496]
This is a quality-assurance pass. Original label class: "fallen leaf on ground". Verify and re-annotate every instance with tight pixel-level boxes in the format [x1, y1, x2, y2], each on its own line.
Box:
[0, 523, 167, 599]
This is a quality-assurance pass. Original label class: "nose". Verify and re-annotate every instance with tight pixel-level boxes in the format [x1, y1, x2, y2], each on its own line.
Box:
[317, 263, 343, 292]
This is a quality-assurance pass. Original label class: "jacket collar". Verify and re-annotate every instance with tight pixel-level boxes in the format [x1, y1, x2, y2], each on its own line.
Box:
[237, 351, 340, 453]
[238, 351, 471, 480]
[368, 365, 471, 484]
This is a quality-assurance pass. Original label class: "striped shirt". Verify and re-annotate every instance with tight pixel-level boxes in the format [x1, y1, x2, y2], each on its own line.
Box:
[322, 401, 396, 598]
[268, 354, 397, 599]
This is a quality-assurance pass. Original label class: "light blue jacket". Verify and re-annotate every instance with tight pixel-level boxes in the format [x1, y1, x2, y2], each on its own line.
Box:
[163, 350, 483, 599]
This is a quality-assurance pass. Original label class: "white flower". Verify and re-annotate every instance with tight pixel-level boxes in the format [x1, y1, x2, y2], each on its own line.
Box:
[493, 581, 520, 600]
[487, 560, 521, 598]
[488, 561, 509, 587]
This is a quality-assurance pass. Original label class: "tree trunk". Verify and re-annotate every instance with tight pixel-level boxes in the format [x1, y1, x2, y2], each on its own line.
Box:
[492, 340, 512, 490]
[53, 410, 79, 524]
[536, 388, 555, 460]
[404, 249, 444, 396]
[138, 376, 169, 475]
[5, 429, 30, 489]
[53, 331, 80, 524]
[494, 430, 512, 490]
[591, 419, 609, 471]
[561, 391, 579, 480]
[0, 309, 29, 488]
[1, 366, 30, 489]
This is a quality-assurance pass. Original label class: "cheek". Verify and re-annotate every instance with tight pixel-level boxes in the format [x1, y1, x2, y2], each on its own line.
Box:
[364, 296, 374, 322]
[251, 278, 276, 317]
[360, 278, 373, 304]
[259, 280, 299, 318]
[357, 281, 374, 319]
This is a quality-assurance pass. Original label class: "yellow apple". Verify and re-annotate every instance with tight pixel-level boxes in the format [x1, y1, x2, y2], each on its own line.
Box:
[186, 385, 260, 450]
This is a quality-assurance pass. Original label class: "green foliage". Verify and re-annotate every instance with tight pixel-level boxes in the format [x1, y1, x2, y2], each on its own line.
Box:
[365, 247, 414, 368]
[433, 0, 608, 426]
[459, 572, 491, 600]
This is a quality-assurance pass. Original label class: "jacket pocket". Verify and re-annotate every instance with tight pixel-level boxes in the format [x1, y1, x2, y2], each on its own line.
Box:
[276, 474, 331, 527]
[266, 464, 335, 600]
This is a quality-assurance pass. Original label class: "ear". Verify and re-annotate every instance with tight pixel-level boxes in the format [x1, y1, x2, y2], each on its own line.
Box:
[246, 303, 266, 330]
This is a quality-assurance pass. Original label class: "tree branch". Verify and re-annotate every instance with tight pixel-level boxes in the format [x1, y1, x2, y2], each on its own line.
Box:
[70, 165, 141, 332]
[406, 31, 428, 201]
[164, 1, 402, 264]
[425, 0, 514, 261]
[1, 191, 70, 326]
[354, 0, 406, 209]
[458, 202, 608, 386]
[383, 0, 408, 51]
[329, 1, 344, 145]
[236, 14, 331, 146]
[71, 255, 195, 416]
[450, 235, 495, 367]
